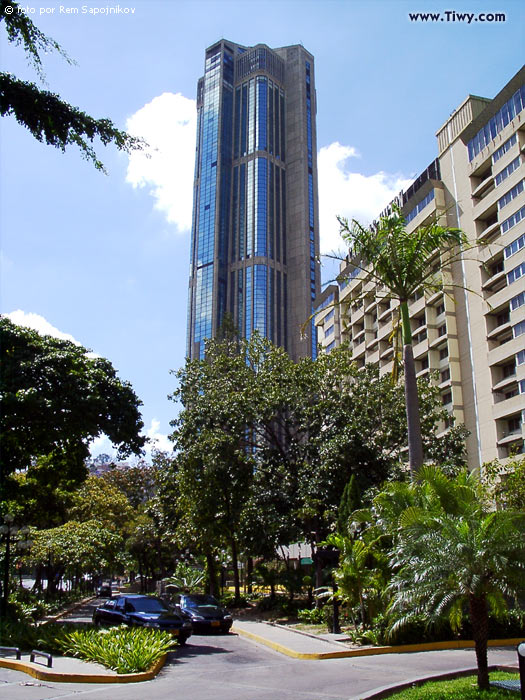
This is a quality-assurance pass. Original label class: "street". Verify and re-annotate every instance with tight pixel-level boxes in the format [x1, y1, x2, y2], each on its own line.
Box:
[0, 599, 518, 700]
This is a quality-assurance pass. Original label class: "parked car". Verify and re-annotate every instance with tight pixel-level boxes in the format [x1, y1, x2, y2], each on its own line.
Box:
[92, 594, 193, 644]
[177, 594, 233, 634]
[97, 584, 112, 597]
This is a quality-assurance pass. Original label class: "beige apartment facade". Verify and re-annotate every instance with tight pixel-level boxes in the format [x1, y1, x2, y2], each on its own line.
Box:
[316, 66, 525, 470]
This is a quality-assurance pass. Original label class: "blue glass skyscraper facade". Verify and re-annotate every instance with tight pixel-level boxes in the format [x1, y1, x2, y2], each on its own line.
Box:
[187, 41, 320, 361]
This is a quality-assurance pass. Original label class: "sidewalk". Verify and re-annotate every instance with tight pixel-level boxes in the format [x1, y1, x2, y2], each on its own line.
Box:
[232, 619, 522, 661]
[0, 651, 167, 684]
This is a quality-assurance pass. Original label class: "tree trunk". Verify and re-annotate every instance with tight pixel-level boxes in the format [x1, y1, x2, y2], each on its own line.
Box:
[246, 557, 253, 594]
[469, 593, 490, 690]
[332, 577, 341, 634]
[400, 301, 423, 476]
[206, 551, 217, 597]
[230, 538, 241, 603]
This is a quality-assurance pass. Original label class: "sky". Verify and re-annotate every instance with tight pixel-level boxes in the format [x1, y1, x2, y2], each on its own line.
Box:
[1, 0, 523, 460]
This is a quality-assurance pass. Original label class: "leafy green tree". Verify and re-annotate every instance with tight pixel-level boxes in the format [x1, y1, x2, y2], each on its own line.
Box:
[324, 532, 377, 628]
[68, 475, 135, 533]
[28, 520, 126, 596]
[0, 0, 144, 172]
[482, 454, 525, 512]
[169, 335, 256, 602]
[337, 475, 361, 535]
[0, 318, 145, 498]
[168, 333, 468, 597]
[101, 460, 160, 509]
[386, 467, 525, 691]
[338, 205, 467, 475]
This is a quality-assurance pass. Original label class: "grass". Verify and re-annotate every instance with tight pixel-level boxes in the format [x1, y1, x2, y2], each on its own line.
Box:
[386, 672, 520, 699]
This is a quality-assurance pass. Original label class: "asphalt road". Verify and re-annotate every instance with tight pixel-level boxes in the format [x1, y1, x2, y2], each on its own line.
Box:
[0, 599, 518, 700]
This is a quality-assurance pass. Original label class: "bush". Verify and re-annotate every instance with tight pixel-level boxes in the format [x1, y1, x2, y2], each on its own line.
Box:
[297, 607, 325, 624]
[219, 592, 249, 609]
[0, 620, 71, 654]
[57, 626, 176, 674]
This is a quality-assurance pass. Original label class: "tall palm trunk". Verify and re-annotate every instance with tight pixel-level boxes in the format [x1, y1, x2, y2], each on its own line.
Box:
[469, 593, 490, 690]
[400, 301, 423, 476]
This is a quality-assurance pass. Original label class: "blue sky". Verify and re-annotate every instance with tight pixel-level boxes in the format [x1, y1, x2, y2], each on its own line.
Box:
[1, 0, 523, 458]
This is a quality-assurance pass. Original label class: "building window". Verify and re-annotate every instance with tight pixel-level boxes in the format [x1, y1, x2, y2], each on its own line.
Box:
[517, 349, 525, 366]
[507, 262, 525, 285]
[437, 324, 447, 337]
[501, 204, 525, 234]
[467, 85, 525, 161]
[513, 320, 525, 338]
[511, 292, 525, 311]
[442, 391, 452, 405]
[502, 362, 516, 378]
[494, 156, 521, 186]
[436, 302, 445, 316]
[505, 233, 525, 259]
[405, 189, 435, 224]
[493, 133, 517, 163]
[439, 346, 449, 360]
[498, 179, 524, 209]
[440, 368, 451, 383]
[507, 415, 522, 434]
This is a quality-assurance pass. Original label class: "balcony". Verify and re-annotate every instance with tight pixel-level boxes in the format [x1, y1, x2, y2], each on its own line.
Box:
[487, 321, 512, 341]
[471, 173, 495, 200]
[481, 270, 506, 293]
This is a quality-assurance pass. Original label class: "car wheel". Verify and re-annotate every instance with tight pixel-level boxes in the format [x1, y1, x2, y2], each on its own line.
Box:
[178, 636, 189, 646]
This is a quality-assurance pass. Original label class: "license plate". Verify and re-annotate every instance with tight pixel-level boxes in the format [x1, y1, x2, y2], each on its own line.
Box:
[169, 629, 179, 636]
[211, 621, 220, 627]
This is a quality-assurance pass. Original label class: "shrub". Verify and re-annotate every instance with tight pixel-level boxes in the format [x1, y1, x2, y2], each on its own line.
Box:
[0, 621, 71, 654]
[57, 626, 176, 674]
[297, 607, 324, 624]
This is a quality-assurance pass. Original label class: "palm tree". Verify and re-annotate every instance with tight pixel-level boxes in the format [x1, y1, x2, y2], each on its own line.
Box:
[387, 468, 525, 691]
[338, 205, 466, 475]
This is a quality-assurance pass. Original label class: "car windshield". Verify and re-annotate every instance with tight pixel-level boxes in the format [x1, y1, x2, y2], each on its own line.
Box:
[184, 595, 219, 608]
[127, 597, 168, 613]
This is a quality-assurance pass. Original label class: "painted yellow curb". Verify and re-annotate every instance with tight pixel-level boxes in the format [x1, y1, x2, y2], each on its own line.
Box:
[232, 626, 523, 661]
[0, 653, 167, 683]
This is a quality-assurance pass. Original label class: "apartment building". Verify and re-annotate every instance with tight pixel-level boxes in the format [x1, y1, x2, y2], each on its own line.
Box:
[317, 67, 525, 469]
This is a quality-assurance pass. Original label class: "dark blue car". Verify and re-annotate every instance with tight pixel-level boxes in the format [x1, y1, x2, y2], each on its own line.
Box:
[92, 594, 193, 644]
[177, 594, 233, 634]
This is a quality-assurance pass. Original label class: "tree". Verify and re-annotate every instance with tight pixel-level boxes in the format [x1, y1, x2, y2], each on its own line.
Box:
[0, 317, 145, 495]
[68, 475, 135, 533]
[167, 333, 468, 597]
[169, 335, 256, 602]
[386, 467, 525, 691]
[0, 0, 144, 172]
[337, 205, 467, 475]
[28, 520, 126, 597]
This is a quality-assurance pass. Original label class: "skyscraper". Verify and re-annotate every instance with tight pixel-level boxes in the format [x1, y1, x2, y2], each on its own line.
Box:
[187, 40, 321, 361]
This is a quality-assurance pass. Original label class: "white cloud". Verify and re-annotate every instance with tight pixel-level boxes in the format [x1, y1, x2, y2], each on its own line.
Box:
[146, 418, 173, 454]
[4, 310, 93, 348]
[318, 142, 414, 255]
[126, 93, 196, 233]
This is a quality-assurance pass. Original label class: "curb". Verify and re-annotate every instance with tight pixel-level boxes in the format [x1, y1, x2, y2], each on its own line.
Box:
[231, 626, 524, 660]
[0, 653, 167, 684]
